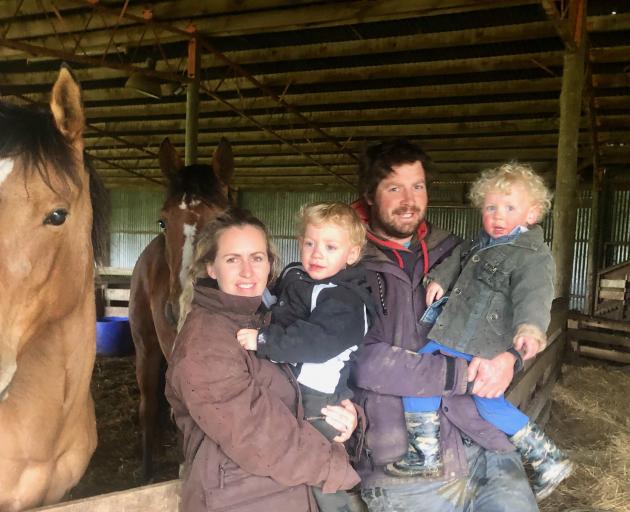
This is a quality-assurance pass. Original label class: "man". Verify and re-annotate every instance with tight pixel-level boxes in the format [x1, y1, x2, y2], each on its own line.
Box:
[350, 139, 538, 511]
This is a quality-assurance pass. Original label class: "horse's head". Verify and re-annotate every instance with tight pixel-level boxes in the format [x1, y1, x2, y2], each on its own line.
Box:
[158, 138, 233, 326]
[0, 67, 97, 401]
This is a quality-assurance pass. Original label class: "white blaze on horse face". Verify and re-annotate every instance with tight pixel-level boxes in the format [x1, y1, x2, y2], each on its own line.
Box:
[179, 222, 197, 290]
[0, 158, 14, 186]
[179, 194, 188, 210]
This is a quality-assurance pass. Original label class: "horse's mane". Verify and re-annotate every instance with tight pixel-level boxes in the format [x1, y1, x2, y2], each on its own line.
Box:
[0, 101, 110, 263]
[167, 164, 229, 208]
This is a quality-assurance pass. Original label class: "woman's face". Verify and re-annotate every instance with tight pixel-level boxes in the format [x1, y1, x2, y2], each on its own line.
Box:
[206, 225, 270, 297]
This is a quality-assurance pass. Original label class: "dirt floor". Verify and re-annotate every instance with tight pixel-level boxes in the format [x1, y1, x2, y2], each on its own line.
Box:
[66, 356, 179, 501]
[67, 355, 630, 511]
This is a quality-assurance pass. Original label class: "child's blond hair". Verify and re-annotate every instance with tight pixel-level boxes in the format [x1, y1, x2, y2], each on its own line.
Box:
[469, 162, 553, 222]
[297, 201, 367, 253]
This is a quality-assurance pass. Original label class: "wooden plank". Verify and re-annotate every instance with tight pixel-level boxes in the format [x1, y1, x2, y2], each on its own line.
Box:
[599, 289, 626, 301]
[571, 314, 630, 334]
[578, 345, 630, 364]
[104, 306, 130, 318]
[522, 362, 562, 422]
[105, 288, 131, 302]
[34, 480, 180, 511]
[507, 332, 565, 409]
[98, 267, 133, 277]
[600, 278, 627, 288]
[567, 329, 630, 349]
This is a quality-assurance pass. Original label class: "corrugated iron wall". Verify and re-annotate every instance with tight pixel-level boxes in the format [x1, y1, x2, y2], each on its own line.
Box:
[106, 186, 630, 315]
[240, 190, 594, 312]
[109, 189, 163, 268]
[605, 189, 630, 266]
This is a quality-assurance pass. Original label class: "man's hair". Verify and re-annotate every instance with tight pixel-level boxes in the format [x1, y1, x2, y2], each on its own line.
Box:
[469, 162, 553, 222]
[358, 138, 431, 200]
[297, 201, 367, 253]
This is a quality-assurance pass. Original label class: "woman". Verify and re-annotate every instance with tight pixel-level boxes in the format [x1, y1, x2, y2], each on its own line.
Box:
[166, 208, 360, 512]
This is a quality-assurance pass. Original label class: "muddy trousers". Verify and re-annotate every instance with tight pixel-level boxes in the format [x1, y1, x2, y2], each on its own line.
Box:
[361, 443, 539, 512]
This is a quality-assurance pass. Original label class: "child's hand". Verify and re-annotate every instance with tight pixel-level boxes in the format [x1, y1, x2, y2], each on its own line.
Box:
[236, 328, 258, 350]
[513, 335, 540, 361]
[425, 281, 444, 306]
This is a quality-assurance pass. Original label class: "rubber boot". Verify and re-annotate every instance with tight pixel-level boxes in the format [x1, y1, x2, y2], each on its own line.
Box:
[510, 422, 574, 501]
[384, 411, 442, 478]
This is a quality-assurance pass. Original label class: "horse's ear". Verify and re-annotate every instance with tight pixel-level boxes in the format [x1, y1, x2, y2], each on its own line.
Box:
[50, 65, 85, 143]
[159, 138, 183, 181]
[212, 137, 234, 190]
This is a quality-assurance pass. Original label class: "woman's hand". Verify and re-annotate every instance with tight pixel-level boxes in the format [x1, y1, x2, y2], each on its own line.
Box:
[322, 399, 358, 443]
[236, 328, 258, 350]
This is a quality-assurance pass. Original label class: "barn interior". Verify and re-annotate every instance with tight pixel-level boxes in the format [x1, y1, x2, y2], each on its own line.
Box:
[1, 1, 629, 511]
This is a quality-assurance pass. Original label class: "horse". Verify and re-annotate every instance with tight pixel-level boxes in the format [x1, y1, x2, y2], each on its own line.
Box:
[0, 66, 108, 511]
[129, 137, 234, 479]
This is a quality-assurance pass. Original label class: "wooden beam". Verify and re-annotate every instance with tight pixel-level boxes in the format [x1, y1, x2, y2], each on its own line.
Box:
[552, 26, 587, 299]
[587, 12, 630, 32]
[185, 38, 200, 165]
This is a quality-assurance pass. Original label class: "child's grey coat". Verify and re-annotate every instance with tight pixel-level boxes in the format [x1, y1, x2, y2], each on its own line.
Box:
[427, 225, 555, 358]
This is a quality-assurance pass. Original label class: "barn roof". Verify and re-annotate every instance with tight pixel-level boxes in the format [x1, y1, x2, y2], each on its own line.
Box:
[1, 1, 628, 190]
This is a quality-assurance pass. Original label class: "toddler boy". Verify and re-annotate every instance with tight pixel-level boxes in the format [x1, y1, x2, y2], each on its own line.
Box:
[238, 201, 374, 512]
[387, 163, 572, 502]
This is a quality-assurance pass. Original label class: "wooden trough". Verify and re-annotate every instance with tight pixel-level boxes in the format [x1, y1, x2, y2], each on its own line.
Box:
[35, 301, 569, 511]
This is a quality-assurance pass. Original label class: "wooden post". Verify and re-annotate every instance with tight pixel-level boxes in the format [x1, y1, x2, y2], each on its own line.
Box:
[552, 38, 586, 299]
[185, 37, 200, 166]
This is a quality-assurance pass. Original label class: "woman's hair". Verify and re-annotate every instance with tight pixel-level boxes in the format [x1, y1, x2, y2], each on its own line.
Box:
[469, 162, 553, 222]
[178, 207, 279, 331]
[297, 201, 367, 253]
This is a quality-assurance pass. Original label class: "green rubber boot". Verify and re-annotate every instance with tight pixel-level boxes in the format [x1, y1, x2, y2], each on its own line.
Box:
[384, 411, 442, 478]
[510, 422, 574, 501]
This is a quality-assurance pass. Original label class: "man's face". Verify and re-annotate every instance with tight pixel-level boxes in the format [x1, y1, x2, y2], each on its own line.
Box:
[367, 161, 428, 244]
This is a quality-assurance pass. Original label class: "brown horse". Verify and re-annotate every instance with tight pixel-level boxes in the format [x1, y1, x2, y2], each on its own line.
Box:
[0, 67, 108, 510]
[129, 138, 233, 479]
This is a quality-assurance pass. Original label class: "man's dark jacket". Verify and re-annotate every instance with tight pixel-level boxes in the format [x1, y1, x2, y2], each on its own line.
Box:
[350, 202, 514, 488]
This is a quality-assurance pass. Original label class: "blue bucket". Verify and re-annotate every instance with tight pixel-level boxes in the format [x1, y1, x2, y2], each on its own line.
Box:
[96, 316, 134, 357]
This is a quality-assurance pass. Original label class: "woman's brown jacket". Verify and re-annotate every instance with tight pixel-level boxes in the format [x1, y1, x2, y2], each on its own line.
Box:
[165, 284, 360, 512]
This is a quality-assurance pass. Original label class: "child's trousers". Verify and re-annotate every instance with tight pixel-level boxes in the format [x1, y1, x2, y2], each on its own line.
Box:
[402, 341, 528, 436]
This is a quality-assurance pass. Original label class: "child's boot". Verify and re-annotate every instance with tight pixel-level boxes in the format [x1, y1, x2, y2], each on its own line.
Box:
[384, 411, 442, 478]
[510, 422, 574, 501]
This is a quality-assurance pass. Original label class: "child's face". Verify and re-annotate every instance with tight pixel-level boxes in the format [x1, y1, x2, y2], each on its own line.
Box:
[482, 182, 540, 239]
[299, 222, 361, 281]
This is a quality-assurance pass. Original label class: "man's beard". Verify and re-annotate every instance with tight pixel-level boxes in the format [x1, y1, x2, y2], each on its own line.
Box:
[371, 206, 424, 241]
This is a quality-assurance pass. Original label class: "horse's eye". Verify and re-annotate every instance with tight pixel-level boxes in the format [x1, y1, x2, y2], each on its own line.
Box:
[43, 209, 68, 226]
[158, 219, 166, 231]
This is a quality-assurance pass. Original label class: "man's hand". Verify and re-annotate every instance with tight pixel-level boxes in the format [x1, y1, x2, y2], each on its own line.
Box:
[467, 351, 517, 398]
[425, 282, 444, 306]
[513, 334, 539, 361]
[236, 328, 258, 350]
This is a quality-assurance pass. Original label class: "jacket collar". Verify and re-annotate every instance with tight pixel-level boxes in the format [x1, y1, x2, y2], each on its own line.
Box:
[193, 282, 262, 316]
[478, 224, 545, 251]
